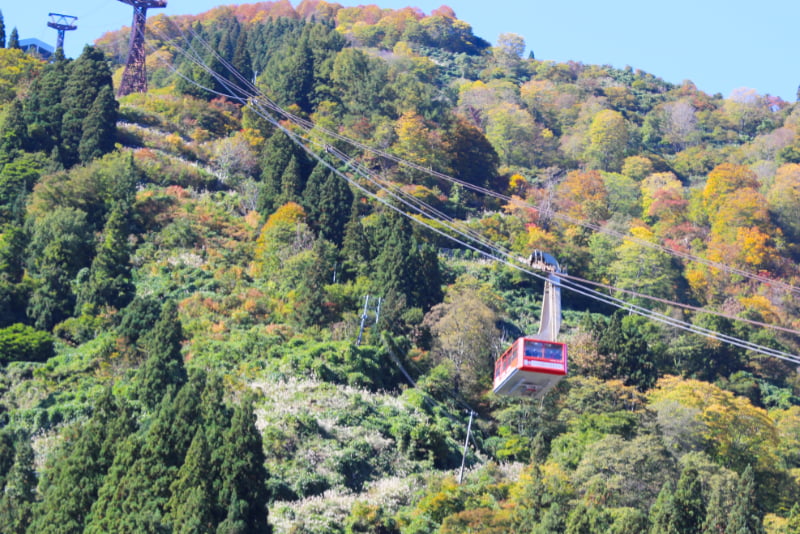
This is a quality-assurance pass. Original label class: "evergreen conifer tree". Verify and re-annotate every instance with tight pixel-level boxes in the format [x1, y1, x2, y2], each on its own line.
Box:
[75, 204, 134, 314]
[24, 55, 70, 153]
[702, 473, 738, 534]
[786, 503, 800, 534]
[277, 154, 303, 207]
[0, 435, 36, 534]
[78, 85, 118, 164]
[7, 27, 19, 49]
[301, 160, 326, 225]
[317, 168, 354, 246]
[0, 428, 15, 489]
[199, 373, 232, 525]
[25, 206, 93, 330]
[341, 201, 373, 279]
[0, 10, 6, 49]
[672, 466, 706, 533]
[649, 479, 679, 534]
[258, 130, 303, 214]
[31, 388, 135, 534]
[293, 238, 335, 328]
[59, 46, 113, 167]
[0, 99, 27, 162]
[134, 300, 188, 409]
[87, 391, 194, 533]
[167, 429, 215, 534]
[726, 466, 765, 534]
[217, 395, 271, 533]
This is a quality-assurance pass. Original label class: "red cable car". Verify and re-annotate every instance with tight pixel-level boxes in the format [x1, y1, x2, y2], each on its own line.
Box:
[493, 251, 568, 398]
[493, 337, 567, 397]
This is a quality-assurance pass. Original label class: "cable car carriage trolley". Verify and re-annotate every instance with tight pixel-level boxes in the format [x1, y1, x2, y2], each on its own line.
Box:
[493, 251, 568, 398]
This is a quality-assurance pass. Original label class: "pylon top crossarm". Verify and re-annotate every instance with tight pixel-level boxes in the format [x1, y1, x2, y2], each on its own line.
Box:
[117, 0, 167, 7]
[47, 13, 78, 31]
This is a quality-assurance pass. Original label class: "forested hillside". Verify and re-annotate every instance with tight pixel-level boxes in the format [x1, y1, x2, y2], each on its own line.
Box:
[1, 1, 799, 532]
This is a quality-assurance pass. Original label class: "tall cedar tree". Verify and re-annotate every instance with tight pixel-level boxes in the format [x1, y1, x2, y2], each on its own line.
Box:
[0, 99, 26, 162]
[0, 428, 14, 489]
[258, 130, 306, 214]
[0, 436, 36, 534]
[373, 209, 443, 311]
[167, 429, 216, 534]
[726, 466, 765, 534]
[78, 85, 119, 164]
[341, 201, 373, 279]
[293, 238, 335, 328]
[199, 373, 233, 524]
[31, 388, 136, 534]
[217, 395, 271, 533]
[302, 161, 354, 245]
[317, 167, 354, 246]
[59, 46, 114, 168]
[277, 154, 304, 207]
[672, 466, 706, 533]
[0, 10, 5, 48]
[86, 377, 201, 533]
[75, 203, 134, 313]
[7, 27, 18, 49]
[301, 160, 327, 223]
[134, 300, 188, 409]
[23, 52, 70, 153]
[0, 225, 28, 326]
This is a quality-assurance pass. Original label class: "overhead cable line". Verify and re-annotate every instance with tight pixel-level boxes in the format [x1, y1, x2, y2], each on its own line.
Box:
[142, 21, 800, 364]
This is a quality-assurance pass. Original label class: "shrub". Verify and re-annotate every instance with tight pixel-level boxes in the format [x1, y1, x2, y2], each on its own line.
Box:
[0, 323, 54, 364]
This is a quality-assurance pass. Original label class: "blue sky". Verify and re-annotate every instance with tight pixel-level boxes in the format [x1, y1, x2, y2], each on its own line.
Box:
[3, 0, 798, 101]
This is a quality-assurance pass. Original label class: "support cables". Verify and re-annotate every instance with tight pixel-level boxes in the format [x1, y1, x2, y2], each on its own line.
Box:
[143, 21, 800, 364]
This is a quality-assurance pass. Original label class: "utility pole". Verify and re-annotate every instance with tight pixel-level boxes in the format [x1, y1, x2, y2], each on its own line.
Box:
[355, 295, 381, 346]
[458, 410, 475, 484]
[47, 13, 77, 52]
[117, 0, 167, 96]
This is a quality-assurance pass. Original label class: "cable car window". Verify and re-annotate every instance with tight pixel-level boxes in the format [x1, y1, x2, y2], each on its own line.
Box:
[523, 340, 542, 358]
[543, 344, 562, 361]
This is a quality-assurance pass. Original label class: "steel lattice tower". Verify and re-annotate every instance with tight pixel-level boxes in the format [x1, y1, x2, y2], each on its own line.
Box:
[47, 13, 78, 52]
[117, 0, 167, 96]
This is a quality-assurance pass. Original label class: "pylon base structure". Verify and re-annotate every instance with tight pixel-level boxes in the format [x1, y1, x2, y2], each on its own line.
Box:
[47, 13, 78, 52]
[117, 0, 167, 97]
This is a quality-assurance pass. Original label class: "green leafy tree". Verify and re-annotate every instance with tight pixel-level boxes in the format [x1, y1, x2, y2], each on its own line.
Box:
[25, 206, 93, 330]
[584, 109, 631, 172]
[134, 300, 188, 410]
[78, 85, 118, 164]
[0, 436, 36, 534]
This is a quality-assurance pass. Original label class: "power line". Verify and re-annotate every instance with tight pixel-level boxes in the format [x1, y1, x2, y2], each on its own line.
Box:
[141, 20, 800, 365]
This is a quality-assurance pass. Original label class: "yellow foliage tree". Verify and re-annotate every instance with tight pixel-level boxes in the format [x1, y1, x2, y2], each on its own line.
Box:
[649, 376, 779, 470]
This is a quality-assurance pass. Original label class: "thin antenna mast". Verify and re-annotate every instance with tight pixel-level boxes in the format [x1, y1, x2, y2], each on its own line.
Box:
[117, 0, 167, 96]
[47, 13, 78, 52]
